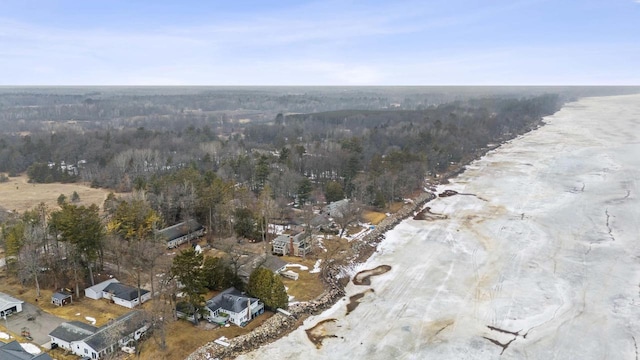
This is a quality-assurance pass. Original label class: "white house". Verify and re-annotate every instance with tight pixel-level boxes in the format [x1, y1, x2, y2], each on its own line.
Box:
[272, 231, 311, 257]
[158, 219, 205, 249]
[0, 292, 23, 317]
[204, 288, 264, 326]
[50, 310, 148, 360]
[85, 278, 120, 300]
[49, 321, 98, 351]
[103, 283, 151, 309]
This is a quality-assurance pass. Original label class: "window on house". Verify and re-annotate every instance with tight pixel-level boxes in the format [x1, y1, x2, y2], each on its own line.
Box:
[84, 348, 88, 354]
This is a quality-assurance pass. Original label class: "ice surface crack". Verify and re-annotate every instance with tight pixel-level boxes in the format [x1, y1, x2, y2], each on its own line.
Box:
[605, 209, 615, 241]
[483, 326, 529, 355]
[482, 336, 516, 355]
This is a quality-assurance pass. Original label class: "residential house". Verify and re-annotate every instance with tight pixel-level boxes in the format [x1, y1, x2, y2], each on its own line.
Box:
[0, 340, 53, 360]
[272, 231, 311, 257]
[49, 310, 149, 360]
[238, 255, 288, 283]
[158, 219, 205, 249]
[85, 278, 120, 300]
[0, 292, 23, 317]
[51, 291, 73, 306]
[204, 288, 264, 326]
[49, 321, 98, 351]
[103, 283, 151, 309]
[322, 199, 349, 218]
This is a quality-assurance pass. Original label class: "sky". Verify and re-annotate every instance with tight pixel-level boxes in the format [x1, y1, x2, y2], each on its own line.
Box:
[0, 0, 638, 85]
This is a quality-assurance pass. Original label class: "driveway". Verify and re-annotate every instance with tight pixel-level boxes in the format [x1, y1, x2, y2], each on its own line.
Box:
[4, 302, 66, 347]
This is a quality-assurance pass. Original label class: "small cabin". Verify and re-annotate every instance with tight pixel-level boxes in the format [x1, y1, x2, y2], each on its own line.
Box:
[51, 291, 73, 306]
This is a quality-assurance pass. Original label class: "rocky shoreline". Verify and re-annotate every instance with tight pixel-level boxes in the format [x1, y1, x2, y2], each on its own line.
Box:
[186, 121, 547, 360]
[186, 190, 437, 360]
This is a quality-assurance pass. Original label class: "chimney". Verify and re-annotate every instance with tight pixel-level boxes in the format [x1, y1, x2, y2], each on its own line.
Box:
[289, 236, 294, 255]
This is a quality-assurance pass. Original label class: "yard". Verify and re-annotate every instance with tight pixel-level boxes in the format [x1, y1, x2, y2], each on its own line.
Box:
[0, 174, 114, 213]
[279, 256, 326, 302]
[137, 311, 275, 360]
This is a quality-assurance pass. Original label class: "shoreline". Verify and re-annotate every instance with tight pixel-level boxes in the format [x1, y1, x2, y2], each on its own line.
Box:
[186, 119, 548, 360]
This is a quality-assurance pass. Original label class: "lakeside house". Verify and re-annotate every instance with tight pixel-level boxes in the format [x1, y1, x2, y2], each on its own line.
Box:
[272, 231, 311, 257]
[238, 255, 288, 283]
[49, 310, 149, 360]
[322, 199, 349, 218]
[204, 288, 264, 326]
[158, 219, 205, 249]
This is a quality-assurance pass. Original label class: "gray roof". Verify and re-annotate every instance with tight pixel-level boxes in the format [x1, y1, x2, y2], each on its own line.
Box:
[206, 288, 259, 314]
[51, 291, 72, 301]
[85, 278, 119, 294]
[238, 255, 288, 279]
[157, 219, 203, 242]
[0, 292, 23, 311]
[103, 283, 149, 301]
[0, 340, 53, 360]
[49, 321, 98, 343]
[261, 256, 288, 273]
[323, 199, 349, 217]
[273, 231, 310, 245]
[83, 310, 147, 353]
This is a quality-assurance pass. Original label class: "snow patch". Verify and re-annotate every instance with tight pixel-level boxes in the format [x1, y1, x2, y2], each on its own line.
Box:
[310, 259, 322, 274]
[286, 263, 309, 271]
[20, 343, 41, 354]
[85, 316, 96, 325]
[0, 331, 10, 340]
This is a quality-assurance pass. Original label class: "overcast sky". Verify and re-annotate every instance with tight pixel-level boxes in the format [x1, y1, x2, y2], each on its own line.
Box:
[1, 0, 638, 85]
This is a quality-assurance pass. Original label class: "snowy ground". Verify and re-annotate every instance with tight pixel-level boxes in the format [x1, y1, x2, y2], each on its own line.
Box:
[238, 94, 640, 359]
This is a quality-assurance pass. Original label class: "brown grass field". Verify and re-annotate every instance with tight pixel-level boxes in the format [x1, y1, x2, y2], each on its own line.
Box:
[0, 174, 113, 213]
[280, 256, 326, 302]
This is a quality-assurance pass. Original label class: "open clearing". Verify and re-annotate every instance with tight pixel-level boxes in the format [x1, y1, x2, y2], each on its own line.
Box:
[0, 174, 113, 213]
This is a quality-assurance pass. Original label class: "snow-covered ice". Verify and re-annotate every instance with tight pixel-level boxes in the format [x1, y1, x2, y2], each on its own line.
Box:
[238, 94, 640, 359]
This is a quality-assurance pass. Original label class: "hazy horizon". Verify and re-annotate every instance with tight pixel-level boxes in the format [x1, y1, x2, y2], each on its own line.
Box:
[1, 1, 639, 86]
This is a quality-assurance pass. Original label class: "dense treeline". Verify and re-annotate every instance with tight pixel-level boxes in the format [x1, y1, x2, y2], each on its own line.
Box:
[0, 91, 563, 217]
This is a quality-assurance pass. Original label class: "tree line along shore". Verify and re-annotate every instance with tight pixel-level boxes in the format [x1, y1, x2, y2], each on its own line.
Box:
[0, 88, 564, 359]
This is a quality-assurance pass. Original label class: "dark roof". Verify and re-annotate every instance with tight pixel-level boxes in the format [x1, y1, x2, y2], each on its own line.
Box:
[49, 321, 98, 343]
[157, 219, 203, 242]
[238, 255, 288, 279]
[83, 311, 147, 353]
[261, 256, 288, 273]
[0, 340, 53, 360]
[51, 291, 72, 301]
[206, 288, 259, 314]
[103, 283, 149, 301]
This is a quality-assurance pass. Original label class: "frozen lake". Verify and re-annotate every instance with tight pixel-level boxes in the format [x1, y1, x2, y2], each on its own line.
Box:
[239, 94, 640, 359]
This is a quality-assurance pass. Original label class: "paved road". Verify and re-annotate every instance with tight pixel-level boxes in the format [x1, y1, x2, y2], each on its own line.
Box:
[5, 302, 66, 346]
